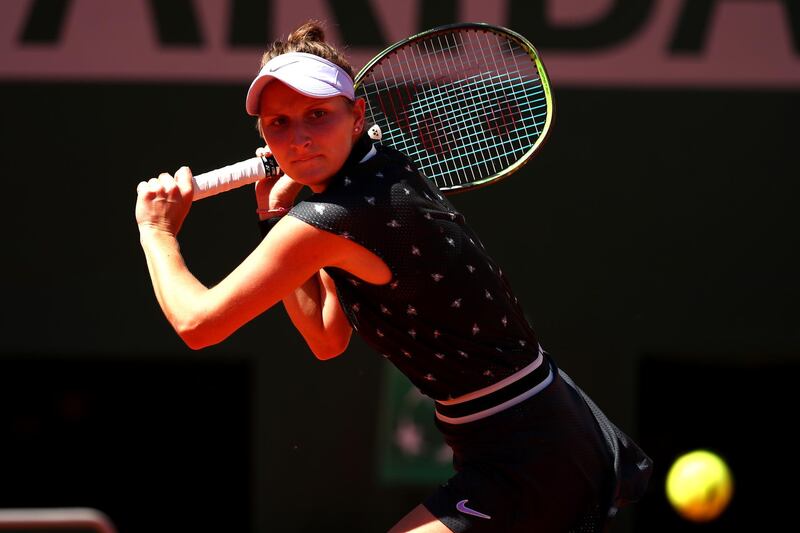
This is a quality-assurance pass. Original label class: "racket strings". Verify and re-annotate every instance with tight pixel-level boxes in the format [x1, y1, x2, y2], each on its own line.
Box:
[420, 33, 467, 187]
[357, 28, 549, 191]
[398, 75, 546, 134]
[475, 32, 545, 181]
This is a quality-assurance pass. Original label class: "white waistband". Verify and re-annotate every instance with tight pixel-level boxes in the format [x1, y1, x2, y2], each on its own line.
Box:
[435, 366, 553, 424]
[436, 346, 544, 406]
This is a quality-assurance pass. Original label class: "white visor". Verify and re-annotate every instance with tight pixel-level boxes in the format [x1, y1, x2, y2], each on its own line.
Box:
[245, 52, 355, 116]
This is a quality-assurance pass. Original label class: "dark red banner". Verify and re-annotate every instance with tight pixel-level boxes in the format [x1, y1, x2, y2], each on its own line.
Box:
[1, 0, 798, 87]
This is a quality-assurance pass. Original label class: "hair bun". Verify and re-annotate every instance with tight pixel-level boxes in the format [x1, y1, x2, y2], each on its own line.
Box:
[287, 21, 326, 44]
[257, 19, 354, 80]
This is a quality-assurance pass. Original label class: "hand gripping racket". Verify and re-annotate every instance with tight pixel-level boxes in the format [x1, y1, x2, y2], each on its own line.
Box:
[191, 22, 554, 200]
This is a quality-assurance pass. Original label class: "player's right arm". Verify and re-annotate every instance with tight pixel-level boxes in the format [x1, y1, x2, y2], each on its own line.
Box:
[137, 169, 354, 352]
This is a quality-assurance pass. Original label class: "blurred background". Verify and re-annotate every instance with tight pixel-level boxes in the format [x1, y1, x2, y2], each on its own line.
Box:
[1, 1, 797, 532]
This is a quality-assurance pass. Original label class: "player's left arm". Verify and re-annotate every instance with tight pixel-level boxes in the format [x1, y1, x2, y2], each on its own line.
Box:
[251, 150, 352, 358]
[281, 269, 352, 360]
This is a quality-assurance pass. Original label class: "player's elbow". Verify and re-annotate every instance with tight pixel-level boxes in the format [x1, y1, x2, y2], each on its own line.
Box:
[311, 345, 344, 360]
[173, 314, 223, 350]
[176, 324, 212, 350]
[180, 331, 212, 351]
[310, 341, 346, 360]
[310, 330, 352, 360]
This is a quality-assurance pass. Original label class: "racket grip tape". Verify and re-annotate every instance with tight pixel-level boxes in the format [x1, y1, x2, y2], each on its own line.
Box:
[191, 156, 281, 201]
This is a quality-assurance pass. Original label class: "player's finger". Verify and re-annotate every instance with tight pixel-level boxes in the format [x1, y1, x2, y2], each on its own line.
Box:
[158, 173, 177, 196]
[175, 166, 195, 201]
[158, 172, 176, 185]
[148, 177, 163, 193]
[255, 145, 272, 158]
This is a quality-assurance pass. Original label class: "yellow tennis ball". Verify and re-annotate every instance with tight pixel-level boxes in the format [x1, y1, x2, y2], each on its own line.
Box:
[666, 450, 734, 522]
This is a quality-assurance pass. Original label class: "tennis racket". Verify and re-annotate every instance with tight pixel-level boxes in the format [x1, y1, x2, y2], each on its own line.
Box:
[191, 22, 553, 200]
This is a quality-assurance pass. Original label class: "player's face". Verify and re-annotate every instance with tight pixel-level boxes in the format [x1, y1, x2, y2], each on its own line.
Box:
[258, 81, 366, 192]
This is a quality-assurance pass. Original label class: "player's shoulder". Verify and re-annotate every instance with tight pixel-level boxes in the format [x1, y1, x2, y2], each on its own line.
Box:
[374, 144, 420, 174]
[272, 212, 352, 251]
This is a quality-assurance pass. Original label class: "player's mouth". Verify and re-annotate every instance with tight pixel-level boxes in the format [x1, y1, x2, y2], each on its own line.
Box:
[293, 154, 323, 164]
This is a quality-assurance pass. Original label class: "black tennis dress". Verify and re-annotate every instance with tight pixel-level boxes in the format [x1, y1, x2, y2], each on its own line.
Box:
[286, 136, 652, 532]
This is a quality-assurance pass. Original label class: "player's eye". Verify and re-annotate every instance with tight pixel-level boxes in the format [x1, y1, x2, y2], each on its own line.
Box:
[266, 116, 286, 128]
[309, 109, 327, 120]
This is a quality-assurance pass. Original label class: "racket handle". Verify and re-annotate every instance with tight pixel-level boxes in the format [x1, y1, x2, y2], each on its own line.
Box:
[191, 156, 281, 201]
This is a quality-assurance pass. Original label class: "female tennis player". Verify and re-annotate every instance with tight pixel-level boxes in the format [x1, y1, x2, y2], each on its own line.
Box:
[135, 21, 651, 533]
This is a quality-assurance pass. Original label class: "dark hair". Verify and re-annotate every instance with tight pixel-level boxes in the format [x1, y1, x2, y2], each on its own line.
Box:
[255, 20, 355, 135]
[259, 20, 355, 78]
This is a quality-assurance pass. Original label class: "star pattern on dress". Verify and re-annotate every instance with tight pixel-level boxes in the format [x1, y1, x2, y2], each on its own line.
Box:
[290, 150, 541, 398]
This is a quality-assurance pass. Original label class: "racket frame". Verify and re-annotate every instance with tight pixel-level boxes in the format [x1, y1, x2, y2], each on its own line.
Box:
[353, 22, 555, 194]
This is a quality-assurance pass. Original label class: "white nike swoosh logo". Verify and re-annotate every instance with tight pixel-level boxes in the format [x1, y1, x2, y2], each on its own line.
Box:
[456, 499, 491, 520]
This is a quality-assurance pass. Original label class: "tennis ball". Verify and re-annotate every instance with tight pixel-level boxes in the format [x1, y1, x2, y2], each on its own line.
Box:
[666, 449, 734, 522]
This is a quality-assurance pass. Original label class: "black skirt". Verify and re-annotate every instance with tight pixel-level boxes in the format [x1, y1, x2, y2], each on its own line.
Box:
[423, 356, 652, 533]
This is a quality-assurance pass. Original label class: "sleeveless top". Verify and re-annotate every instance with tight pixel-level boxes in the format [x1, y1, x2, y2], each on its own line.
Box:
[288, 138, 541, 400]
